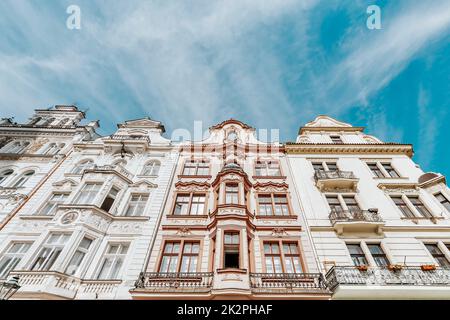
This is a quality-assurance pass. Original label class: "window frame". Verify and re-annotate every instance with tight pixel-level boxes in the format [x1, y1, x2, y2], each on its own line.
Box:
[262, 239, 306, 274]
[37, 192, 71, 216]
[256, 192, 292, 217]
[181, 159, 210, 176]
[157, 239, 202, 273]
[254, 160, 282, 177]
[222, 231, 241, 269]
[96, 243, 130, 280]
[171, 192, 207, 216]
[141, 160, 161, 176]
[124, 193, 149, 217]
[0, 242, 33, 279]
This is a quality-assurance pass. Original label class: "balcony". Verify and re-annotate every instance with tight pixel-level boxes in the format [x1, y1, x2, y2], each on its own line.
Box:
[134, 272, 214, 294]
[325, 266, 450, 299]
[84, 164, 134, 181]
[249, 273, 329, 297]
[314, 170, 358, 192]
[329, 208, 384, 235]
[9, 271, 121, 299]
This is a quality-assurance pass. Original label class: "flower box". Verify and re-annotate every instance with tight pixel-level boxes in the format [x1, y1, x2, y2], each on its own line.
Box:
[356, 265, 368, 271]
[388, 264, 403, 271]
[421, 265, 436, 271]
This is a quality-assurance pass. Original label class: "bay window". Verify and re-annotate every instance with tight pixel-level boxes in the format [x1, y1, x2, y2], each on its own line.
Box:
[97, 243, 129, 279]
[65, 237, 93, 275]
[31, 233, 71, 271]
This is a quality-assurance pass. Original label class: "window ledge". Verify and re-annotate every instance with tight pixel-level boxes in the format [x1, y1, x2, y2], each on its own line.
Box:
[252, 175, 286, 180]
[255, 215, 298, 220]
[217, 268, 247, 274]
[166, 214, 209, 219]
[19, 215, 54, 220]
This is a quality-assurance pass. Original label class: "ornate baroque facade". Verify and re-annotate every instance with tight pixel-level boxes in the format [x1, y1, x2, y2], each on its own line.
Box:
[0, 106, 449, 299]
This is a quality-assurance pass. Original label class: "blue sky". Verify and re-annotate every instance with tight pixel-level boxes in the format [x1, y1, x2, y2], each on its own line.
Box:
[0, 0, 449, 177]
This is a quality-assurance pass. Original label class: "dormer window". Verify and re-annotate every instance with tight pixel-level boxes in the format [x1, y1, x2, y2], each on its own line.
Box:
[330, 135, 343, 144]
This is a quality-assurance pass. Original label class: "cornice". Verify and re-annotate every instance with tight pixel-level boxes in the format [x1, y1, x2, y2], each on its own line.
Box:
[285, 143, 413, 157]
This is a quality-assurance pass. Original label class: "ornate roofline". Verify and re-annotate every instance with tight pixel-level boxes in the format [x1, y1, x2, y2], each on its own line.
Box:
[299, 126, 365, 134]
[209, 119, 254, 130]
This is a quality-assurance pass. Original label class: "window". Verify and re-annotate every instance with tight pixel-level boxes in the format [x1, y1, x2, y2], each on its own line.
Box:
[31, 233, 71, 271]
[391, 196, 415, 218]
[407, 196, 432, 218]
[330, 135, 343, 143]
[257, 194, 291, 216]
[263, 242, 303, 273]
[223, 232, 240, 269]
[342, 196, 360, 213]
[347, 244, 368, 266]
[312, 162, 325, 172]
[142, 161, 160, 176]
[435, 193, 450, 212]
[1, 141, 30, 154]
[125, 194, 149, 216]
[173, 193, 206, 216]
[159, 241, 200, 273]
[0, 243, 32, 279]
[367, 163, 384, 178]
[182, 160, 209, 176]
[72, 160, 94, 174]
[38, 193, 70, 216]
[255, 161, 281, 176]
[13, 170, 34, 188]
[100, 187, 120, 213]
[41, 143, 57, 155]
[225, 183, 239, 204]
[326, 162, 338, 171]
[0, 169, 13, 186]
[425, 244, 450, 268]
[97, 243, 129, 279]
[311, 161, 337, 172]
[367, 244, 389, 267]
[381, 163, 400, 178]
[326, 195, 344, 213]
[65, 237, 93, 275]
[73, 183, 102, 204]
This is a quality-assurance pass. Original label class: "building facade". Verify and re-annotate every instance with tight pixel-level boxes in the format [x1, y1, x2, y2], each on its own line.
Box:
[0, 110, 449, 300]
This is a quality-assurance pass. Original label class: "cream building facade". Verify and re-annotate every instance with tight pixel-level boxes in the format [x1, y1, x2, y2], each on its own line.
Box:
[0, 110, 449, 300]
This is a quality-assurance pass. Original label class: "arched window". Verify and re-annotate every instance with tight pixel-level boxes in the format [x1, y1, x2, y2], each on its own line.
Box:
[113, 159, 127, 167]
[0, 169, 14, 186]
[72, 160, 94, 174]
[13, 170, 34, 188]
[41, 143, 57, 155]
[1, 141, 30, 154]
[142, 160, 161, 176]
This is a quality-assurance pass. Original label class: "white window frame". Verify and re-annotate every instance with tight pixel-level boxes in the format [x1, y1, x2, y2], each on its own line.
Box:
[141, 160, 161, 176]
[124, 193, 149, 217]
[37, 192, 71, 216]
[30, 233, 72, 271]
[65, 236, 94, 276]
[96, 243, 130, 280]
[0, 242, 33, 279]
[73, 182, 103, 205]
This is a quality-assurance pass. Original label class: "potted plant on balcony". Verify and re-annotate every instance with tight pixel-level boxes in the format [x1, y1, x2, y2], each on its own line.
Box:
[356, 265, 368, 272]
[387, 264, 403, 272]
[421, 264, 437, 271]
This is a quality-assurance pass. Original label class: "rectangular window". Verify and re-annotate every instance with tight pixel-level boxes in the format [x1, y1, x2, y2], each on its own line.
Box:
[330, 135, 343, 144]
[225, 183, 239, 204]
[425, 244, 450, 268]
[223, 232, 240, 269]
[65, 237, 93, 275]
[100, 187, 120, 213]
[97, 243, 129, 279]
[159, 241, 200, 273]
[257, 194, 291, 216]
[326, 195, 344, 213]
[182, 160, 209, 176]
[367, 163, 384, 178]
[38, 193, 70, 216]
[283, 243, 303, 273]
[74, 183, 102, 204]
[263, 242, 303, 273]
[326, 162, 338, 171]
[258, 195, 273, 216]
[0, 242, 32, 279]
[367, 244, 389, 267]
[435, 193, 450, 212]
[407, 196, 432, 218]
[312, 162, 325, 172]
[391, 196, 415, 218]
[380, 163, 400, 178]
[273, 195, 289, 216]
[343, 196, 360, 213]
[125, 194, 149, 216]
[31, 233, 71, 271]
[255, 161, 281, 176]
[264, 243, 282, 273]
[347, 244, 368, 266]
[173, 193, 206, 216]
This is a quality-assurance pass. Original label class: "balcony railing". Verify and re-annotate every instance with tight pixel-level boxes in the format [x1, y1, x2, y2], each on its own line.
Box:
[314, 170, 356, 181]
[329, 208, 383, 225]
[135, 272, 214, 292]
[84, 164, 134, 180]
[249, 273, 328, 293]
[325, 266, 450, 291]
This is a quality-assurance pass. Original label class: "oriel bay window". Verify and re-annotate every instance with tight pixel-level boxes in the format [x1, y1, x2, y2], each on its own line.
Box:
[100, 186, 120, 213]
[263, 241, 303, 273]
[173, 193, 206, 215]
[223, 232, 240, 269]
[73, 182, 102, 204]
[182, 160, 209, 176]
[159, 241, 200, 273]
[257, 193, 291, 216]
[65, 237, 93, 275]
[31, 233, 71, 271]
[225, 183, 239, 204]
[255, 160, 281, 176]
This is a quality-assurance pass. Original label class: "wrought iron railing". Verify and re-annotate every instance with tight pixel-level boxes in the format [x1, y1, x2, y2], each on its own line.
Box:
[249, 273, 328, 292]
[325, 266, 450, 291]
[134, 272, 214, 292]
[314, 170, 356, 181]
[329, 208, 383, 224]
